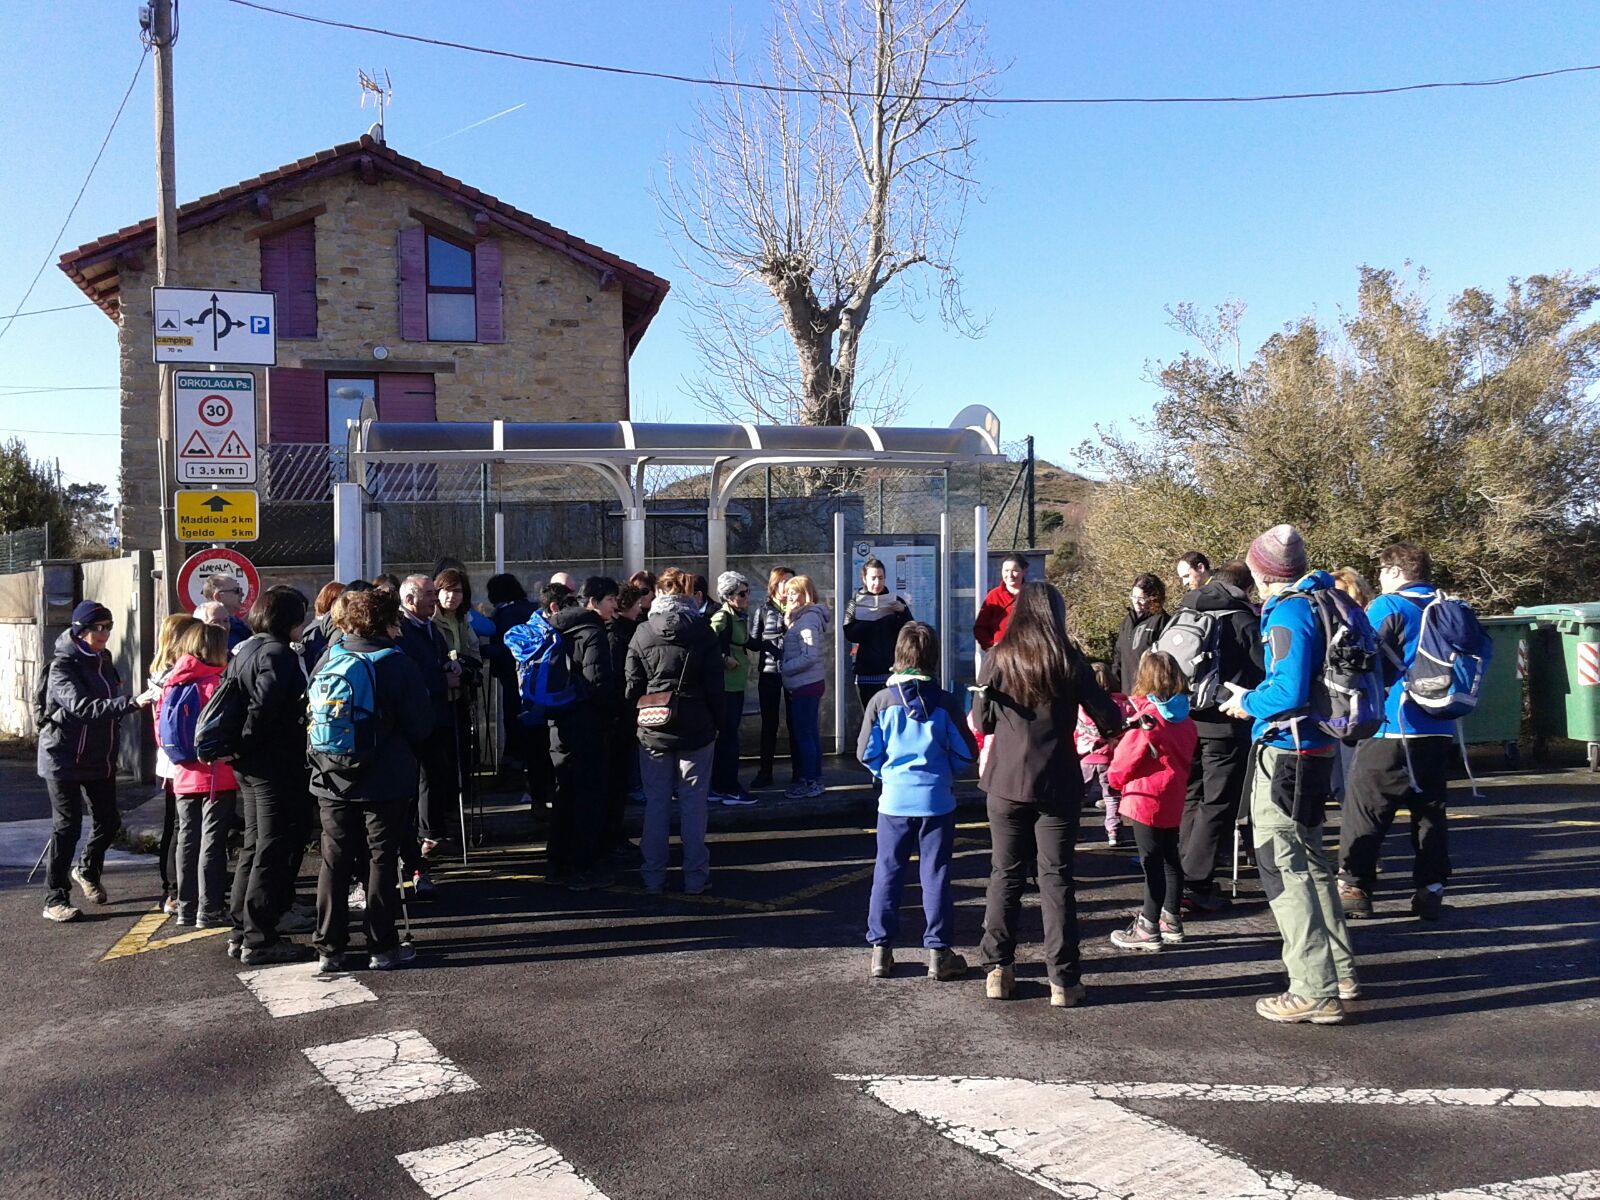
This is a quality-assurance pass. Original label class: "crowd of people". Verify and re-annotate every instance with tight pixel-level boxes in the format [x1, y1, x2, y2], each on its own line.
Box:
[34, 522, 1478, 1023]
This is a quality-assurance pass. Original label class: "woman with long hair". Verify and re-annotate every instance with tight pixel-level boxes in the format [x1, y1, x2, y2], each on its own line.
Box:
[972, 581, 1124, 1007]
[148, 613, 200, 915]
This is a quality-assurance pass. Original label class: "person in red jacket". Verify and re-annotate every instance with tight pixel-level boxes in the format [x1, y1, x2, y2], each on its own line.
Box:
[155, 621, 239, 927]
[1107, 650, 1198, 952]
[973, 553, 1028, 650]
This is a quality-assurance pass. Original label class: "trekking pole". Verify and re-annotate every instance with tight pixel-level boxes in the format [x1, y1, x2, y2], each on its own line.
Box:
[456, 693, 471, 867]
[26, 837, 50, 884]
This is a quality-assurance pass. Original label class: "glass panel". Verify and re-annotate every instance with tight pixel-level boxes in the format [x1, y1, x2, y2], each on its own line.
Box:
[326, 377, 374, 478]
[426, 234, 474, 288]
[428, 292, 477, 341]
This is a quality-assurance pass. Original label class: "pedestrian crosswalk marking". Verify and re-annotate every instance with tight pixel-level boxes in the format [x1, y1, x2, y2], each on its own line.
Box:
[398, 1128, 612, 1198]
[238, 961, 377, 1018]
[840, 1075, 1600, 1199]
[101, 910, 230, 961]
[304, 1029, 478, 1113]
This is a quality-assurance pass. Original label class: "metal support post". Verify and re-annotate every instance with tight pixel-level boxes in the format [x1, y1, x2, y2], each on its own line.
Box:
[364, 510, 383, 579]
[707, 503, 727, 584]
[833, 508, 848, 756]
[973, 504, 988, 676]
[332, 483, 364, 582]
[494, 508, 506, 574]
[938, 510, 953, 691]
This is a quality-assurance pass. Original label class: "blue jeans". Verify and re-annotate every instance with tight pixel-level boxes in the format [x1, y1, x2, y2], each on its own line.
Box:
[867, 812, 956, 949]
[788, 690, 822, 781]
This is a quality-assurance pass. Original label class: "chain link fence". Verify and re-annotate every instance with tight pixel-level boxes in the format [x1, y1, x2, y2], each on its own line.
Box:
[0, 526, 49, 573]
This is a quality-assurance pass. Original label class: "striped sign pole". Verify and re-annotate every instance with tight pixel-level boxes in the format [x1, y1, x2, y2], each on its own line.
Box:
[1579, 641, 1600, 687]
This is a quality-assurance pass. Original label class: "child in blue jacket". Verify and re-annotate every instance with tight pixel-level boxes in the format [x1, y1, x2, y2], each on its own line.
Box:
[857, 621, 978, 981]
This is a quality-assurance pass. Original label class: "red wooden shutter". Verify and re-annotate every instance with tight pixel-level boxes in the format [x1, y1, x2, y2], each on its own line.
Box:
[396, 226, 427, 341]
[377, 373, 436, 421]
[474, 239, 504, 343]
[267, 367, 326, 441]
[261, 223, 317, 338]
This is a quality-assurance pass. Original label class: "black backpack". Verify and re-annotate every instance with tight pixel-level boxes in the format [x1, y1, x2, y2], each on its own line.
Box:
[194, 637, 262, 763]
[31, 659, 56, 729]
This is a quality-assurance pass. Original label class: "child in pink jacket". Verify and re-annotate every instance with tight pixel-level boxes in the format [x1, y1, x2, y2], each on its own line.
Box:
[1107, 651, 1198, 952]
[1075, 662, 1135, 846]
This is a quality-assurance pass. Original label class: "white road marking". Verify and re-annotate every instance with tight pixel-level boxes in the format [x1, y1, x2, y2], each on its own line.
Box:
[840, 1076, 1600, 1200]
[398, 1128, 612, 1199]
[237, 961, 377, 1019]
[303, 1029, 478, 1113]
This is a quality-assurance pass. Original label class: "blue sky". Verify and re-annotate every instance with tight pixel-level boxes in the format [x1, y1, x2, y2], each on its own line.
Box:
[2, 1, 1597, 497]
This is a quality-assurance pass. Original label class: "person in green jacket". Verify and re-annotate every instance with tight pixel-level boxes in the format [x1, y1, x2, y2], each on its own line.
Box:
[709, 571, 760, 806]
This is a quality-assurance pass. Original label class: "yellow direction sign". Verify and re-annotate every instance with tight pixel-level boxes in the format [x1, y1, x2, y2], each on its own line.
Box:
[176, 489, 258, 542]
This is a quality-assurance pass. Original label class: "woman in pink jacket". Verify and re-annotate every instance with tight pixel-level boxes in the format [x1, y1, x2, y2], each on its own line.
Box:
[1107, 650, 1198, 952]
[155, 621, 239, 927]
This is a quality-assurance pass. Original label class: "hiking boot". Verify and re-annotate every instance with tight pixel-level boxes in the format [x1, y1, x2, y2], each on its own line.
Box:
[369, 943, 417, 971]
[174, 913, 197, 927]
[317, 953, 347, 974]
[721, 791, 759, 807]
[70, 866, 106, 905]
[805, 779, 826, 798]
[985, 965, 1015, 1000]
[226, 935, 243, 959]
[42, 900, 82, 923]
[1411, 887, 1443, 921]
[1159, 910, 1185, 944]
[783, 781, 811, 800]
[161, 890, 180, 916]
[1110, 914, 1163, 952]
[1339, 973, 1362, 1001]
[1255, 991, 1346, 1025]
[870, 945, 893, 978]
[240, 940, 313, 967]
[197, 910, 231, 929]
[1051, 981, 1088, 1008]
[276, 909, 315, 935]
[928, 948, 968, 981]
[1181, 889, 1231, 915]
[1338, 882, 1373, 919]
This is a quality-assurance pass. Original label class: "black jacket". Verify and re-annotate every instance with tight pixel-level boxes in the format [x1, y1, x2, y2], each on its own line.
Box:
[973, 648, 1123, 806]
[300, 611, 335, 672]
[1177, 578, 1265, 738]
[308, 634, 435, 803]
[1111, 609, 1169, 694]
[230, 634, 310, 781]
[553, 605, 615, 708]
[843, 589, 913, 680]
[624, 595, 723, 753]
[754, 600, 787, 676]
[36, 630, 135, 782]
[397, 614, 450, 717]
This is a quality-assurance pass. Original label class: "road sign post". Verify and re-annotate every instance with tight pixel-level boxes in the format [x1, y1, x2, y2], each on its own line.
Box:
[175, 371, 257, 484]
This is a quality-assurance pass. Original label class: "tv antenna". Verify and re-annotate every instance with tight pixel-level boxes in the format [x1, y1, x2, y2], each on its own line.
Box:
[358, 68, 393, 142]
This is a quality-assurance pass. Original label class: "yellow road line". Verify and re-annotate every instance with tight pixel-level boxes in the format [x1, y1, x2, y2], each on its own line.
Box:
[101, 910, 231, 962]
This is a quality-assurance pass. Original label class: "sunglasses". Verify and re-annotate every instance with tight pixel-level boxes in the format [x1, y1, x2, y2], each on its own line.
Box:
[86, 621, 114, 634]
[734, 589, 750, 597]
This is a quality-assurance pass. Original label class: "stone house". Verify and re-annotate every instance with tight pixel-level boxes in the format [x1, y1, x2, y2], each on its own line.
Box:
[57, 134, 670, 555]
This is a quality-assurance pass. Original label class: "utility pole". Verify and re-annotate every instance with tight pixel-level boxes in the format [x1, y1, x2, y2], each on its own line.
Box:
[146, 0, 180, 617]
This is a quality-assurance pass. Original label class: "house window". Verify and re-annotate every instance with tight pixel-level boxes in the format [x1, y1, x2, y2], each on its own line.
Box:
[426, 232, 476, 341]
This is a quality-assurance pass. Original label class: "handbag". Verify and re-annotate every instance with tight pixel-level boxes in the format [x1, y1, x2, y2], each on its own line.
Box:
[636, 650, 692, 730]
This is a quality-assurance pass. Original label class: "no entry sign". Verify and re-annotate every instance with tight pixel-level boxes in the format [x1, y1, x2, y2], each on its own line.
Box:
[175, 371, 257, 484]
[176, 547, 260, 614]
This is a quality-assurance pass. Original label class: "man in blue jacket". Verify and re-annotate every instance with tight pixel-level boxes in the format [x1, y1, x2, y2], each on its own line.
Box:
[1220, 524, 1356, 1025]
[1338, 542, 1454, 921]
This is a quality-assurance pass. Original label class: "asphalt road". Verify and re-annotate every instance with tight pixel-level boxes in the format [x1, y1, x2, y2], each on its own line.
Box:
[1, 770, 1596, 1200]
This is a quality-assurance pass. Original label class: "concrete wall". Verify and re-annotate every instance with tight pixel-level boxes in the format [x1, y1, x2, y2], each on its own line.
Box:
[81, 555, 156, 780]
[0, 618, 41, 739]
[115, 171, 634, 550]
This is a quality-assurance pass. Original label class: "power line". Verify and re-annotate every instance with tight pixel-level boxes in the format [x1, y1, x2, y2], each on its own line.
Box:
[0, 49, 148, 348]
[0, 385, 119, 398]
[0, 427, 118, 438]
[225, 0, 1600, 106]
[0, 302, 97, 321]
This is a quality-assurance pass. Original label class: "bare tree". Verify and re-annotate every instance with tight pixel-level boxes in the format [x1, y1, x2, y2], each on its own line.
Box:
[659, 0, 998, 428]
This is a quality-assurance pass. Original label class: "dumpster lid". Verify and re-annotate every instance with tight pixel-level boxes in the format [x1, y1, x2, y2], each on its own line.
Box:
[1478, 614, 1534, 627]
[1514, 602, 1600, 626]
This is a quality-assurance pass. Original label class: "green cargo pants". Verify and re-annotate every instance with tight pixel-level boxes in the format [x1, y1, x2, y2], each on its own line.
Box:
[1249, 744, 1355, 999]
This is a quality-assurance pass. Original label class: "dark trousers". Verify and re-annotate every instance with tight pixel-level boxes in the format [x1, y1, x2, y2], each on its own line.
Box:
[44, 777, 118, 906]
[602, 711, 630, 849]
[866, 811, 956, 949]
[175, 789, 236, 919]
[757, 673, 794, 781]
[712, 690, 745, 793]
[1179, 727, 1250, 895]
[856, 681, 885, 709]
[1130, 819, 1184, 922]
[416, 720, 459, 845]
[314, 796, 402, 957]
[157, 781, 177, 893]
[523, 720, 555, 806]
[548, 706, 605, 873]
[979, 790, 1083, 987]
[1340, 737, 1452, 894]
[231, 771, 305, 949]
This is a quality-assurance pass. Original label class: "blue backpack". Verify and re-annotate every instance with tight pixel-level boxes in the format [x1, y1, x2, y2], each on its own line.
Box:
[1286, 585, 1387, 743]
[1403, 590, 1492, 721]
[504, 615, 578, 724]
[157, 679, 205, 766]
[307, 645, 397, 769]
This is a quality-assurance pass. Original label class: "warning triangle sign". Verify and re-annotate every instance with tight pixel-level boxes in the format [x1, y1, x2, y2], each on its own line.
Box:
[180, 430, 212, 457]
[217, 431, 249, 458]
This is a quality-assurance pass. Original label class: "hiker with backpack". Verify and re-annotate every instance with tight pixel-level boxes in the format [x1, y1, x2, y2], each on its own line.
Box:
[1338, 543, 1488, 922]
[157, 621, 238, 928]
[37, 601, 158, 923]
[1109, 574, 1169, 693]
[1218, 525, 1362, 1024]
[148, 613, 201, 917]
[308, 586, 435, 972]
[1161, 558, 1264, 914]
[625, 568, 724, 895]
[1176, 550, 1211, 595]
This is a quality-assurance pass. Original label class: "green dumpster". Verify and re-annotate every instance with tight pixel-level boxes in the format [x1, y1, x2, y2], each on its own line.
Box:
[1514, 602, 1600, 771]
[1461, 615, 1530, 766]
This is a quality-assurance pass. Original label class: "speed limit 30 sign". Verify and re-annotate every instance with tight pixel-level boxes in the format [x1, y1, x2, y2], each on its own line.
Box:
[175, 371, 257, 485]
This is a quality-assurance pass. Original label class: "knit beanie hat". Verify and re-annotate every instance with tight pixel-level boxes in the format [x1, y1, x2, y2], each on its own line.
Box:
[715, 570, 748, 601]
[1246, 524, 1308, 584]
[70, 600, 113, 632]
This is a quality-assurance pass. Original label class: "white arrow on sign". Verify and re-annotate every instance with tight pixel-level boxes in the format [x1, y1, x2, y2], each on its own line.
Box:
[839, 1076, 1600, 1200]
